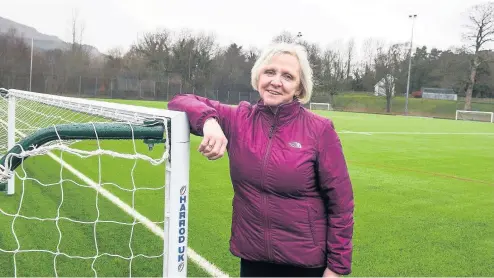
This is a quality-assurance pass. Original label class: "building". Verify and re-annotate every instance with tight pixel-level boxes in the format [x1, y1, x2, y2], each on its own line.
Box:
[421, 87, 457, 101]
[374, 74, 396, 97]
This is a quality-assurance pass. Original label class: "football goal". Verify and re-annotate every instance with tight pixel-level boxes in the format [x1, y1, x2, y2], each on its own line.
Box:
[0, 89, 190, 277]
[455, 110, 494, 123]
[309, 102, 333, 111]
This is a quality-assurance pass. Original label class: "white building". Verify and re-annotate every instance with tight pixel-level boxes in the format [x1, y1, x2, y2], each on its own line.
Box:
[421, 87, 457, 101]
[374, 74, 396, 97]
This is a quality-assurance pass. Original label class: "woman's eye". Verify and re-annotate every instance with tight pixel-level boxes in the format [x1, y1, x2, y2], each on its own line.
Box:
[283, 74, 293, 80]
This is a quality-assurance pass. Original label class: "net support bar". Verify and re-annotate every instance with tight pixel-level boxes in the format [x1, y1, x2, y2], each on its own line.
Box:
[0, 122, 164, 180]
[0, 121, 167, 190]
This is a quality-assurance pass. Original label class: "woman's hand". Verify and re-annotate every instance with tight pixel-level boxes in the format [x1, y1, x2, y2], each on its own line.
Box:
[322, 267, 340, 277]
[199, 118, 228, 160]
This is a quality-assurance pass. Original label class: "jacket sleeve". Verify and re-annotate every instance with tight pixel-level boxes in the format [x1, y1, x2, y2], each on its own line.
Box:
[316, 119, 354, 275]
[167, 94, 236, 138]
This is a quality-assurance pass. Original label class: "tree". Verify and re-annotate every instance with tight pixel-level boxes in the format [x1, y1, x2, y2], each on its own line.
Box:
[212, 43, 248, 92]
[375, 44, 406, 113]
[66, 8, 92, 81]
[272, 31, 299, 43]
[131, 29, 172, 74]
[462, 2, 494, 110]
[103, 47, 125, 77]
[298, 41, 323, 88]
[0, 28, 31, 89]
[429, 49, 471, 93]
[70, 9, 84, 51]
[168, 30, 217, 92]
[346, 38, 355, 80]
[317, 47, 345, 104]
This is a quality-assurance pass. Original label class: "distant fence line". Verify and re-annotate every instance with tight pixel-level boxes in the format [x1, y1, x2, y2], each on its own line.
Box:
[2, 73, 493, 119]
[0, 73, 261, 104]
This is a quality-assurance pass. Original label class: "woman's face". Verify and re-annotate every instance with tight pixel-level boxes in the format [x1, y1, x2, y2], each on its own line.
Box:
[257, 53, 301, 107]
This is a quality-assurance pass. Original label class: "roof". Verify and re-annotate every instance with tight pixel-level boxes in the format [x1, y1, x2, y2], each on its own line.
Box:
[421, 87, 456, 94]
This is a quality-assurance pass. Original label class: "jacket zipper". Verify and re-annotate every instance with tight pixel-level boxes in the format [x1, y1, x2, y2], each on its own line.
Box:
[261, 110, 278, 262]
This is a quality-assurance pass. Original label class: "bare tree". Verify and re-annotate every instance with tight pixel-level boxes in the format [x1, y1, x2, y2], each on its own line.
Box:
[298, 41, 323, 87]
[346, 38, 355, 80]
[245, 47, 260, 63]
[70, 9, 85, 51]
[67, 8, 92, 81]
[103, 47, 124, 76]
[462, 2, 494, 110]
[316, 46, 346, 103]
[359, 38, 377, 91]
[131, 28, 172, 73]
[191, 32, 217, 91]
[272, 31, 298, 43]
[107, 47, 123, 59]
[361, 38, 376, 69]
[375, 44, 406, 113]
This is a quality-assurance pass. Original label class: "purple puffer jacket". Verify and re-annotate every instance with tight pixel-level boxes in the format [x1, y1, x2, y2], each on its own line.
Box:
[168, 94, 354, 275]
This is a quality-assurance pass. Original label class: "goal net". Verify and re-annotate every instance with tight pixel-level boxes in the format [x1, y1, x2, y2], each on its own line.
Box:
[309, 102, 333, 111]
[455, 110, 494, 123]
[0, 89, 190, 277]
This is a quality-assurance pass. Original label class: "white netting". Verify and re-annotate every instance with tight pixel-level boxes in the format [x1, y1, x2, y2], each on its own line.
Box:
[456, 110, 494, 123]
[0, 90, 176, 277]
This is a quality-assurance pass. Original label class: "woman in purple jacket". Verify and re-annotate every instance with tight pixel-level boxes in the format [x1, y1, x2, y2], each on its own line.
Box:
[168, 42, 354, 277]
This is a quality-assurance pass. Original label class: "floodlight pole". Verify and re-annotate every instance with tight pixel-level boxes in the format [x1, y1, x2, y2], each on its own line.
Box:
[405, 14, 417, 116]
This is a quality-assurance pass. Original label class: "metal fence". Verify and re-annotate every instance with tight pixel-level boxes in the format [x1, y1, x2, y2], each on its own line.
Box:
[2, 73, 493, 120]
[0, 73, 261, 104]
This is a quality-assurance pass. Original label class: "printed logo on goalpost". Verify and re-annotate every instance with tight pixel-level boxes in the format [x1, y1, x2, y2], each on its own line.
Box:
[177, 185, 187, 272]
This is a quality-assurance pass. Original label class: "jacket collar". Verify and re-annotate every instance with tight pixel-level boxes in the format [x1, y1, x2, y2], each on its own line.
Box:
[255, 98, 302, 125]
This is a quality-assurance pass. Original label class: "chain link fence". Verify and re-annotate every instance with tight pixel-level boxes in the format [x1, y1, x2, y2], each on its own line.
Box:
[2, 72, 493, 120]
[0, 72, 261, 104]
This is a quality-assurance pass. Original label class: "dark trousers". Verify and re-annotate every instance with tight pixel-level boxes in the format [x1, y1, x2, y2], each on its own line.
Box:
[240, 258, 326, 277]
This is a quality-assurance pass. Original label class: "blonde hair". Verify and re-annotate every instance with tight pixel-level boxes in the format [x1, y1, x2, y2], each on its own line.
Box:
[251, 42, 313, 104]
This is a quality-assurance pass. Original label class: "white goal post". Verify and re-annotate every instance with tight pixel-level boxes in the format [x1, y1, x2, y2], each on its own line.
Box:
[455, 110, 494, 123]
[0, 89, 190, 277]
[309, 102, 333, 111]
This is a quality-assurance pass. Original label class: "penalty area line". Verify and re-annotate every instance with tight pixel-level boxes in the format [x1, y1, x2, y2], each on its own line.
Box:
[1, 120, 229, 277]
[49, 152, 229, 277]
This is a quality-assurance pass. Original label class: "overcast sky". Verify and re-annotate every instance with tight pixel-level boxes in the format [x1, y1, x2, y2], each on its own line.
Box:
[0, 0, 488, 56]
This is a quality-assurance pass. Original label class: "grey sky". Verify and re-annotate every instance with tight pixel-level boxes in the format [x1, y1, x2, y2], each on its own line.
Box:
[0, 0, 488, 57]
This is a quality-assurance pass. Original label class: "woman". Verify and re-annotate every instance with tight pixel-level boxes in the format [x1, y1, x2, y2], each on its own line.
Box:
[168, 42, 354, 277]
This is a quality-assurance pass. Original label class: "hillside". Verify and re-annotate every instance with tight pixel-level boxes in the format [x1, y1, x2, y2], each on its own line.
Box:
[0, 16, 102, 56]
